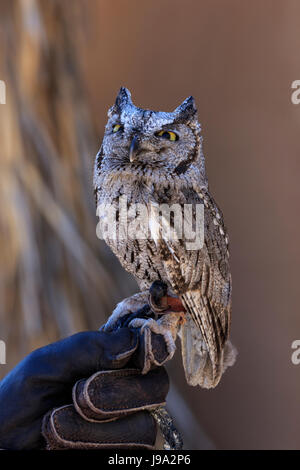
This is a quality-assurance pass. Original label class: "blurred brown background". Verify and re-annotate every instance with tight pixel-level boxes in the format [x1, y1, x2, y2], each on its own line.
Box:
[0, 0, 300, 449]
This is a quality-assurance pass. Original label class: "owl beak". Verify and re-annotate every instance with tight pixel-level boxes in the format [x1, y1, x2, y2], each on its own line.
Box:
[129, 135, 139, 162]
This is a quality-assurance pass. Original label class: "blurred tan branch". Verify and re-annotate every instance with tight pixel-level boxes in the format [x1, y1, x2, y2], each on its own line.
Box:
[0, 0, 136, 366]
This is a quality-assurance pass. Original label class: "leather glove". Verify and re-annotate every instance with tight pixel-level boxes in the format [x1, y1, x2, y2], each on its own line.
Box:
[0, 329, 169, 450]
[43, 368, 168, 450]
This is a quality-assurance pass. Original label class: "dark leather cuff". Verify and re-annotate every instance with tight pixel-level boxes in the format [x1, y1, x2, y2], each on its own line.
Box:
[42, 405, 156, 450]
[72, 367, 169, 422]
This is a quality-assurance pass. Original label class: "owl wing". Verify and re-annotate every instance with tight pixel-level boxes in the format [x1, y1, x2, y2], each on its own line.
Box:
[152, 188, 235, 388]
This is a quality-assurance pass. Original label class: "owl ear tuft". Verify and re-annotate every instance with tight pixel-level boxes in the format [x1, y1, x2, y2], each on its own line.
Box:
[173, 96, 197, 122]
[115, 87, 133, 111]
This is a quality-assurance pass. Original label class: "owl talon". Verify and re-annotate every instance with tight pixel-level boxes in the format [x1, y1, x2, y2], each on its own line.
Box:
[102, 290, 149, 332]
[177, 313, 186, 326]
[113, 305, 152, 330]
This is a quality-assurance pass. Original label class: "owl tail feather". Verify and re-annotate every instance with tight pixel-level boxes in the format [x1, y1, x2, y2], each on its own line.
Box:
[179, 314, 237, 388]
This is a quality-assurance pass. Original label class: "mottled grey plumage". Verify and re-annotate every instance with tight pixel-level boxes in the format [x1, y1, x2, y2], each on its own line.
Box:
[94, 88, 236, 388]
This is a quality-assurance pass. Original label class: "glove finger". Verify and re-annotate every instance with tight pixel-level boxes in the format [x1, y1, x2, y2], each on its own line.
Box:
[24, 329, 139, 388]
[42, 404, 156, 450]
[132, 330, 170, 371]
[73, 367, 169, 422]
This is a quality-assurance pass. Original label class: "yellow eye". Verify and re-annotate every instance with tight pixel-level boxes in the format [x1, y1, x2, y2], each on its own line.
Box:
[156, 130, 178, 141]
[113, 124, 122, 133]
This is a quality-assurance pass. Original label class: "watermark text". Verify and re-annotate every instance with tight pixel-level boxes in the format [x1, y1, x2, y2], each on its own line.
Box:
[0, 80, 6, 104]
[0, 340, 6, 365]
[291, 340, 300, 365]
[291, 80, 300, 104]
[96, 196, 204, 251]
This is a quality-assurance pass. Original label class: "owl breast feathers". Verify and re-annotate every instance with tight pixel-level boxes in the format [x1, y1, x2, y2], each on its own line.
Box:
[94, 87, 236, 388]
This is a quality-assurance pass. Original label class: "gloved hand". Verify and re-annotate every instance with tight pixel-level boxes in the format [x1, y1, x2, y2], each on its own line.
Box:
[0, 329, 169, 450]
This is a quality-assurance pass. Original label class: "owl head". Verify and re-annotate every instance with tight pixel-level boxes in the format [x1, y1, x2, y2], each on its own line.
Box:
[96, 87, 205, 182]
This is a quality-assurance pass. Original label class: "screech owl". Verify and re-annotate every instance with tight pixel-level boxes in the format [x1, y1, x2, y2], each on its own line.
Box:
[93, 87, 236, 389]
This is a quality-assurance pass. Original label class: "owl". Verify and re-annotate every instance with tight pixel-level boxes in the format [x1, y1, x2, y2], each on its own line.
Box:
[94, 87, 236, 389]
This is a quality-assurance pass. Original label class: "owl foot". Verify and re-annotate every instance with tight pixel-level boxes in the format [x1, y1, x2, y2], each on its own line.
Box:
[103, 306, 180, 373]
[128, 313, 182, 374]
[101, 290, 149, 332]
[112, 305, 152, 330]
[101, 284, 184, 373]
